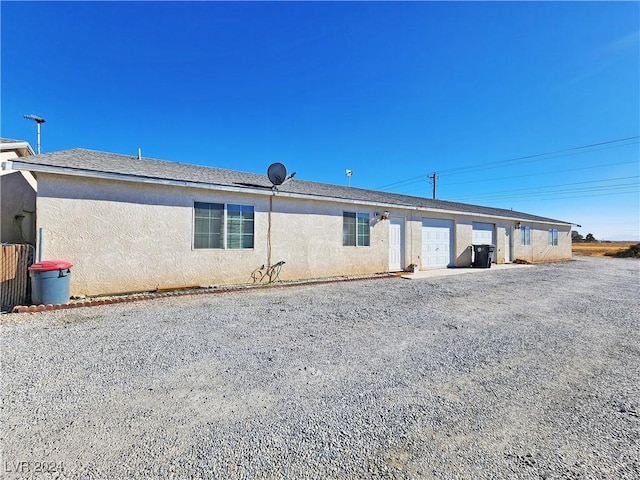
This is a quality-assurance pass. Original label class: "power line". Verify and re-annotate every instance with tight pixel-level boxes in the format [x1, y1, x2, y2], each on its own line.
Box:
[376, 174, 427, 190]
[400, 167, 639, 200]
[477, 190, 639, 203]
[398, 159, 639, 196]
[438, 160, 638, 188]
[508, 183, 637, 198]
[437, 136, 639, 175]
[448, 175, 639, 200]
[439, 141, 639, 178]
[450, 183, 638, 202]
[374, 135, 639, 191]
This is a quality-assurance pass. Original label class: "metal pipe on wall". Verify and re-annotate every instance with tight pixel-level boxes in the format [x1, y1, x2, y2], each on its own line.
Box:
[38, 227, 43, 262]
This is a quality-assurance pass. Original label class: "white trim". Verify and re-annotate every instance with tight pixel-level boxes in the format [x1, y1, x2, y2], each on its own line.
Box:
[0, 141, 35, 155]
[11, 161, 572, 227]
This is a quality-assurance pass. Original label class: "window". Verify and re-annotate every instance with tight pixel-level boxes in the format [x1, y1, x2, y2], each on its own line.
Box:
[343, 212, 370, 246]
[548, 228, 558, 246]
[194, 202, 254, 249]
[520, 225, 531, 246]
[227, 204, 254, 249]
[194, 202, 223, 249]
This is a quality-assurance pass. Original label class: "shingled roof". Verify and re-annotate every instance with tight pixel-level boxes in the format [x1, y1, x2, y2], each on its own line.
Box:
[9, 148, 570, 225]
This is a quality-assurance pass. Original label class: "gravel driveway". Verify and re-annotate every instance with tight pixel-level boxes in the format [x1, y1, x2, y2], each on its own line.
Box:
[1, 256, 638, 479]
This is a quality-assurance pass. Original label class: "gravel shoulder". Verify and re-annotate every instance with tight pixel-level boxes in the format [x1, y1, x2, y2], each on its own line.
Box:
[2, 256, 639, 479]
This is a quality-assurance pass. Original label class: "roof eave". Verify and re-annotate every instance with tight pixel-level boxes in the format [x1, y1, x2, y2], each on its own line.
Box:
[9, 160, 414, 209]
[10, 160, 273, 196]
[0, 141, 36, 156]
[8, 160, 572, 226]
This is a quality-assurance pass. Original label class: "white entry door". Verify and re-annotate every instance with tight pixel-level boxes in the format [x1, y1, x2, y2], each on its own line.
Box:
[422, 219, 453, 268]
[504, 227, 512, 263]
[389, 217, 404, 272]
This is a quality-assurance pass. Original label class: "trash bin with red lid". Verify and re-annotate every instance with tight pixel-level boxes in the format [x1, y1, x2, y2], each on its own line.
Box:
[28, 260, 73, 305]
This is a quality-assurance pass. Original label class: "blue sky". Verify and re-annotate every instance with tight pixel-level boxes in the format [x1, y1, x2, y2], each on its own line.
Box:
[2, 1, 638, 240]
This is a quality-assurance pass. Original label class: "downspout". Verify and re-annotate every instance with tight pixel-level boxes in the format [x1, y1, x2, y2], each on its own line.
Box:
[38, 227, 43, 262]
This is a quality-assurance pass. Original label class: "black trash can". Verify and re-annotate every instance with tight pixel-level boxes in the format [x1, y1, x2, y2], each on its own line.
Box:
[473, 244, 492, 268]
[28, 260, 73, 305]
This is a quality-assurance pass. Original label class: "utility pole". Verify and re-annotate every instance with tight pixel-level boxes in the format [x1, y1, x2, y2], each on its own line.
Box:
[428, 172, 438, 199]
[346, 169, 352, 187]
[23, 114, 46, 154]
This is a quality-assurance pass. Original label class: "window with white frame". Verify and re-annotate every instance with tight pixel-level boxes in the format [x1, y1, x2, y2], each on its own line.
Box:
[194, 202, 254, 249]
[548, 228, 558, 246]
[343, 212, 370, 246]
[520, 225, 531, 246]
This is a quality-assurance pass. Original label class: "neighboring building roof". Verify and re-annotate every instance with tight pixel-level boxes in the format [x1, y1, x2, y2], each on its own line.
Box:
[6, 147, 571, 225]
[0, 138, 35, 157]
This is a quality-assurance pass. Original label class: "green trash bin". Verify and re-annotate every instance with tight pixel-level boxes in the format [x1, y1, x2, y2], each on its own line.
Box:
[28, 260, 73, 305]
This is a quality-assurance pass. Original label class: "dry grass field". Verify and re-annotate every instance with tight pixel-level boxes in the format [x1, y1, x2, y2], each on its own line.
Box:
[572, 242, 637, 257]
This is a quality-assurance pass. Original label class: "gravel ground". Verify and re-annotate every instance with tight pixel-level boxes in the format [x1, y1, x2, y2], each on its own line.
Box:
[1, 256, 638, 479]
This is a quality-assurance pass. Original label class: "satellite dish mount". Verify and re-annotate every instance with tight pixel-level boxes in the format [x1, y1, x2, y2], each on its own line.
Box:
[267, 162, 296, 190]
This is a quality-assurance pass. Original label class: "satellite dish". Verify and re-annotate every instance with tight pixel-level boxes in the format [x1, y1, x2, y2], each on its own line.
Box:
[267, 162, 287, 186]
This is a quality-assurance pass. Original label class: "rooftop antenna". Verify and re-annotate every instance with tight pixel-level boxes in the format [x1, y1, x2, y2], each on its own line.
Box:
[346, 169, 352, 187]
[23, 114, 46, 154]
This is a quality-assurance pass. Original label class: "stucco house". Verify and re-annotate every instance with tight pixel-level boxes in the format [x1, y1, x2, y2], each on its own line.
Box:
[1, 148, 572, 297]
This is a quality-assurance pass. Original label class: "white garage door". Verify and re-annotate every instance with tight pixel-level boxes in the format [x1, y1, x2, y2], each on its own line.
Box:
[472, 222, 494, 245]
[422, 219, 453, 269]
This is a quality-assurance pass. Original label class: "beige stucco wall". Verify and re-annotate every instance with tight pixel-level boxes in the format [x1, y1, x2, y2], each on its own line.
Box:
[36, 174, 390, 296]
[511, 222, 572, 263]
[35, 173, 572, 297]
[453, 219, 474, 266]
[382, 213, 570, 268]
